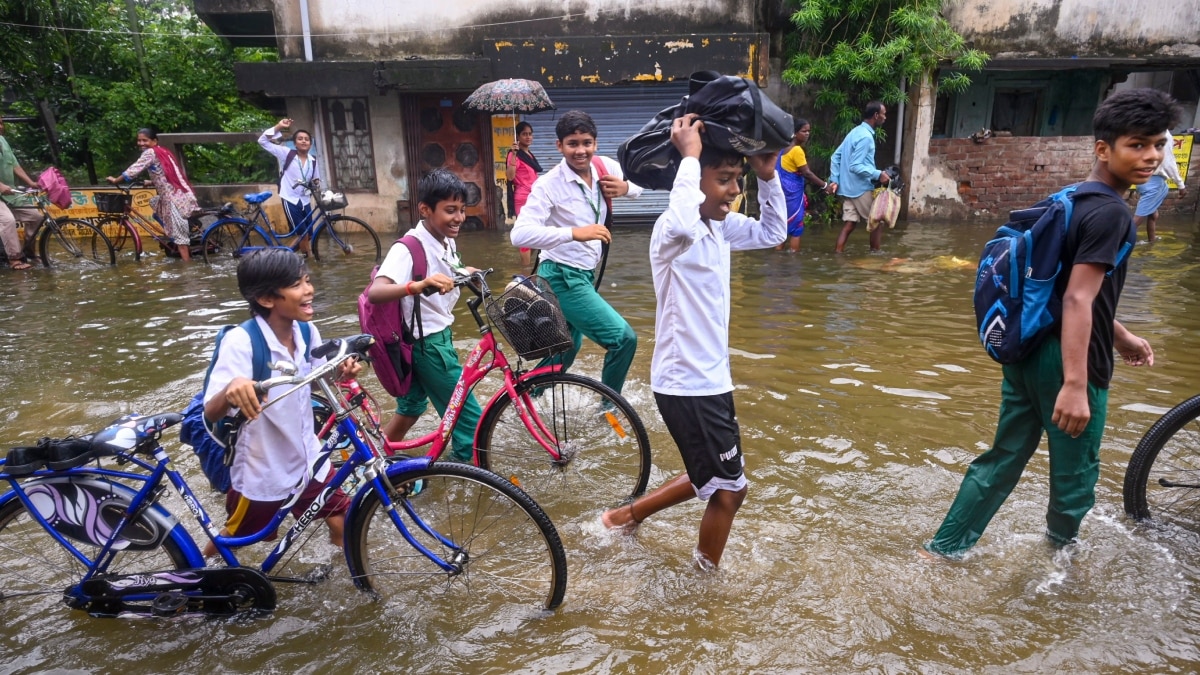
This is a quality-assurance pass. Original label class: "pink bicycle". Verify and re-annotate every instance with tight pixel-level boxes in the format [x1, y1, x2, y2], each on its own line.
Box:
[314, 269, 651, 516]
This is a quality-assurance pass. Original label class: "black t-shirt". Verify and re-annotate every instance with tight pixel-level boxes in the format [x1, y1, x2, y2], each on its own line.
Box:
[1052, 182, 1136, 388]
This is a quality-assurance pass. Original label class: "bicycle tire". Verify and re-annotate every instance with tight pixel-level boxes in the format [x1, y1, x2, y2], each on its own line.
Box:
[201, 218, 262, 262]
[89, 215, 143, 261]
[1123, 394, 1200, 526]
[39, 218, 116, 266]
[346, 461, 567, 611]
[313, 215, 382, 263]
[0, 489, 192, 626]
[475, 372, 651, 515]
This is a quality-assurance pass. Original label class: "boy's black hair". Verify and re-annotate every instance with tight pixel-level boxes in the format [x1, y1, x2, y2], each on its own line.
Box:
[700, 146, 744, 171]
[555, 110, 598, 141]
[292, 129, 312, 142]
[237, 248, 308, 318]
[862, 101, 885, 119]
[1093, 88, 1181, 146]
[418, 168, 468, 209]
[515, 121, 533, 135]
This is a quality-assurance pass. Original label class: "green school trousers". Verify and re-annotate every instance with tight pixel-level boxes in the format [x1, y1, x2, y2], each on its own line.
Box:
[926, 338, 1108, 557]
[536, 259, 637, 394]
[393, 326, 482, 463]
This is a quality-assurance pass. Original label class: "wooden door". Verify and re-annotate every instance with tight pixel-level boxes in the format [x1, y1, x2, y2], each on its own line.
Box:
[405, 94, 493, 230]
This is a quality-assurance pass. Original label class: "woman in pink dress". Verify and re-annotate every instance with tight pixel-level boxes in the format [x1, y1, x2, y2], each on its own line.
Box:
[106, 128, 200, 261]
[505, 121, 542, 268]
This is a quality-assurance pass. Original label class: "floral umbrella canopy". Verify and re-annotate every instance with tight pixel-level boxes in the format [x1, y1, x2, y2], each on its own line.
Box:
[463, 78, 556, 114]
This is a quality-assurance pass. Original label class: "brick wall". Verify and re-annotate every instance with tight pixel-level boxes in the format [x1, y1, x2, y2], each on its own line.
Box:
[925, 135, 1198, 218]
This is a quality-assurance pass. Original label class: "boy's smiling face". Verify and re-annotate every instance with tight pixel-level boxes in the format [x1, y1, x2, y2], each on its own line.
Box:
[420, 197, 467, 243]
[1098, 131, 1168, 186]
[556, 131, 597, 178]
[258, 274, 315, 323]
[698, 162, 744, 221]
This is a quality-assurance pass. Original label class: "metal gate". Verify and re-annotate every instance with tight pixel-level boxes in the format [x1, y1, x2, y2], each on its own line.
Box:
[522, 83, 688, 221]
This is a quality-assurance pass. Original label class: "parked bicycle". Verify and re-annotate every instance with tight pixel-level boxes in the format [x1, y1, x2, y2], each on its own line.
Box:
[200, 178, 381, 263]
[0, 334, 567, 621]
[89, 182, 237, 261]
[11, 187, 115, 267]
[315, 269, 652, 520]
[1123, 394, 1200, 530]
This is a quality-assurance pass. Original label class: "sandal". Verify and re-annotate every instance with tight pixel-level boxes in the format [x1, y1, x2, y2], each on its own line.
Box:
[9, 260, 32, 270]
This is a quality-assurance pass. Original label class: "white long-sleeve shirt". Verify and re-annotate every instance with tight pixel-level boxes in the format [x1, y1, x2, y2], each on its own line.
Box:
[258, 127, 320, 205]
[510, 155, 642, 270]
[649, 157, 787, 396]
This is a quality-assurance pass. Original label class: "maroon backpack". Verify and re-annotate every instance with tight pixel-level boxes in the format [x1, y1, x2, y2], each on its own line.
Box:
[358, 236, 426, 396]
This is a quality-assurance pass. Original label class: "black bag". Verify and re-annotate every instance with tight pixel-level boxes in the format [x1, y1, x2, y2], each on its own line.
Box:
[618, 71, 794, 190]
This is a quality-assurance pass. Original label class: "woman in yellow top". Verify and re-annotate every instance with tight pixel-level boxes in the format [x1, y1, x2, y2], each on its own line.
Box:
[775, 118, 831, 253]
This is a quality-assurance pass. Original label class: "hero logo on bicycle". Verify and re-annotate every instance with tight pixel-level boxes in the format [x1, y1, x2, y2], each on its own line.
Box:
[441, 387, 466, 443]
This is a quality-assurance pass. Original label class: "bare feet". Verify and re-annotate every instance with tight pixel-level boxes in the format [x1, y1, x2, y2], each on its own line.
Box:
[916, 545, 951, 562]
[600, 502, 641, 533]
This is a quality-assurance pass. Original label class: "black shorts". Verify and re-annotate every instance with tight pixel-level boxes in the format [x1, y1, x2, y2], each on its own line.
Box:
[654, 391, 746, 500]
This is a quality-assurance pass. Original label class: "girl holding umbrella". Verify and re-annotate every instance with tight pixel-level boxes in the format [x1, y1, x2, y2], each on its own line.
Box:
[505, 121, 542, 268]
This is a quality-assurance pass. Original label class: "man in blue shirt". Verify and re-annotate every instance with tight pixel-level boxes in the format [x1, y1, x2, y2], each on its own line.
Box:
[827, 101, 890, 252]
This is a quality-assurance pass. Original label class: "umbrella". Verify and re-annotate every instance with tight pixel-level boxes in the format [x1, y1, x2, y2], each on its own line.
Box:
[463, 78, 556, 114]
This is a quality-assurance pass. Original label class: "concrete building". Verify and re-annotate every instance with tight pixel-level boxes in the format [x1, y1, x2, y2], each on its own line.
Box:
[194, 0, 786, 232]
[906, 0, 1200, 218]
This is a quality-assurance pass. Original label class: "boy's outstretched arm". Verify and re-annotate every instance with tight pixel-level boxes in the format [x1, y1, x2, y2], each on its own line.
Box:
[1114, 320, 1154, 367]
[1053, 262, 1104, 438]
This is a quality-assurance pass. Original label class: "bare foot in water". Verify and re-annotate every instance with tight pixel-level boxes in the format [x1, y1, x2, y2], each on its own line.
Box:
[600, 502, 640, 533]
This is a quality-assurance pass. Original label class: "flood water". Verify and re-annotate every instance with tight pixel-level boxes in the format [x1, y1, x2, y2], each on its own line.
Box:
[2, 212, 1199, 673]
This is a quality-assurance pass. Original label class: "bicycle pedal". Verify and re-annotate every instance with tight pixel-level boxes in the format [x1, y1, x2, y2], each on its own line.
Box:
[151, 591, 189, 617]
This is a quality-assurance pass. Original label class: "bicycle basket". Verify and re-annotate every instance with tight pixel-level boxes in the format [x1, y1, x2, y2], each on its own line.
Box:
[94, 192, 131, 214]
[317, 190, 348, 210]
[485, 276, 572, 360]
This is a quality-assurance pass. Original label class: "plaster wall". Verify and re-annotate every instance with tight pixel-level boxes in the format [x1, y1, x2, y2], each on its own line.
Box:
[944, 0, 1200, 56]
[279, 0, 756, 60]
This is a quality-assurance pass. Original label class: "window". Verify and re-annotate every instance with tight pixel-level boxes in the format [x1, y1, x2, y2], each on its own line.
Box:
[323, 97, 377, 192]
[990, 88, 1043, 136]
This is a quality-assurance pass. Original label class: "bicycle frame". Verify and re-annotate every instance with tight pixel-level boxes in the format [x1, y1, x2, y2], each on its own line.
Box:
[241, 189, 333, 249]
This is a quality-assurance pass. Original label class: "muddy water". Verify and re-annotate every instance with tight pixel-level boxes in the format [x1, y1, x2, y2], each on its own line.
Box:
[1, 214, 1199, 672]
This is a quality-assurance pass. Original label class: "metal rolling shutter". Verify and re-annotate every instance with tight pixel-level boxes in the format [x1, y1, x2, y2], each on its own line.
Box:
[522, 83, 688, 221]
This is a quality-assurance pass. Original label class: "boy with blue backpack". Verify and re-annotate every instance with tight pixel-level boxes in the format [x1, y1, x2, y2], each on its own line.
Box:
[199, 248, 360, 554]
[922, 89, 1174, 560]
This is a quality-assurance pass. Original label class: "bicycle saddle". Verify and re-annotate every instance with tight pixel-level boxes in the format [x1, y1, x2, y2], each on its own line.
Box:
[243, 192, 273, 204]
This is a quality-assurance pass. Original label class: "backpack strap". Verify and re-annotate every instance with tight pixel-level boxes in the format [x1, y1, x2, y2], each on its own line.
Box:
[1063, 181, 1135, 277]
[277, 149, 297, 190]
[591, 156, 614, 229]
[399, 235, 426, 343]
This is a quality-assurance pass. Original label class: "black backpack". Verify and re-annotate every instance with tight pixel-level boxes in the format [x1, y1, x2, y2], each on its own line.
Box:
[618, 71, 794, 190]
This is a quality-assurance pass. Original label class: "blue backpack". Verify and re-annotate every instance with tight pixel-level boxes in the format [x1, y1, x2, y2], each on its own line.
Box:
[974, 182, 1132, 364]
[179, 319, 312, 492]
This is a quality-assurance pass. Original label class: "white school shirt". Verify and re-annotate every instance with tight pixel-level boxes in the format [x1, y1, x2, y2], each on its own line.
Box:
[1153, 130, 1184, 185]
[510, 155, 643, 270]
[203, 316, 329, 501]
[258, 127, 319, 205]
[649, 156, 787, 396]
[375, 221, 467, 336]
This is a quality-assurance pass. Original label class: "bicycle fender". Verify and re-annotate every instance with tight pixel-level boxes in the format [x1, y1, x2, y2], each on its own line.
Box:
[2, 474, 205, 567]
[345, 455, 436, 522]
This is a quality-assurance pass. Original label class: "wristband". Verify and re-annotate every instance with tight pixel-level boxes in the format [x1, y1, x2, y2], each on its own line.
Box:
[406, 281, 416, 296]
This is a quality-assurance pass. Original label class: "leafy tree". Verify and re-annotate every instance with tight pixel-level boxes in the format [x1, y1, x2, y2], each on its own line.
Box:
[782, 0, 988, 136]
[0, 0, 275, 184]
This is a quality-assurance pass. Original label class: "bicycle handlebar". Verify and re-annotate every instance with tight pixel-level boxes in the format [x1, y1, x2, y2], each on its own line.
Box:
[253, 334, 375, 404]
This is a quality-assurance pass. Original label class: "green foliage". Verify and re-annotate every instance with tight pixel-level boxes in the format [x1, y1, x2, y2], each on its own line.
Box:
[0, 0, 274, 185]
[782, 0, 988, 141]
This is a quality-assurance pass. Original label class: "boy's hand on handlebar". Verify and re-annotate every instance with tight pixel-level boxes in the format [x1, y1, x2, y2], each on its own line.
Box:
[335, 357, 363, 381]
[421, 272, 456, 295]
[225, 377, 264, 420]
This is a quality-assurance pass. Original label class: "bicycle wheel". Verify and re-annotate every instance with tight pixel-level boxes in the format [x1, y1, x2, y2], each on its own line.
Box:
[0, 488, 192, 627]
[476, 372, 651, 515]
[89, 216, 142, 261]
[39, 218, 116, 266]
[1123, 394, 1200, 527]
[201, 218, 264, 262]
[347, 462, 567, 612]
[313, 215, 382, 263]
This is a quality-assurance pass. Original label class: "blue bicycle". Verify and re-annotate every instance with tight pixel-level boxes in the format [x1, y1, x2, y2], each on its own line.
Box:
[198, 179, 382, 263]
[0, 334, 566, 620]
